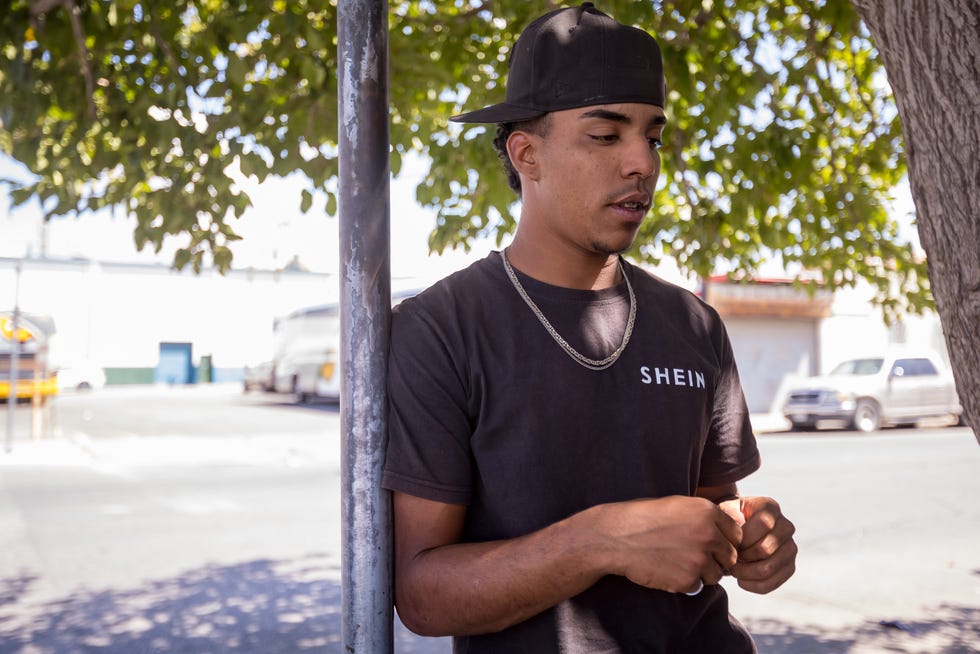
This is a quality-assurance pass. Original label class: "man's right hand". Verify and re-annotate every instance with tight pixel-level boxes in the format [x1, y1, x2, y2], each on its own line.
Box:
[591, 496, 743, 594]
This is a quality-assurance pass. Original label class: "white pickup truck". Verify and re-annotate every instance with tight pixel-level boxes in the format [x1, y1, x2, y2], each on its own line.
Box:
[782, 351, 963, 432]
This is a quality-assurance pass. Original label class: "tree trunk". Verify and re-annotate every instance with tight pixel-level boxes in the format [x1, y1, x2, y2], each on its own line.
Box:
[851, 0, 980, 443]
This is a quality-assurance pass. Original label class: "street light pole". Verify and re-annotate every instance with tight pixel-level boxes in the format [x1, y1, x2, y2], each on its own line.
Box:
[338, 1, 393, 653]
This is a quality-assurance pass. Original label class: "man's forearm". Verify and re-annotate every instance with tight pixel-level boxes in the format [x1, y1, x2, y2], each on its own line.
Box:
[396, 506, 609, 637]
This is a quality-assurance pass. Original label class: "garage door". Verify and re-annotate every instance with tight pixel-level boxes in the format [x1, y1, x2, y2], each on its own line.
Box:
[724, 318, 818, 413]
[155, 342, 193, 385]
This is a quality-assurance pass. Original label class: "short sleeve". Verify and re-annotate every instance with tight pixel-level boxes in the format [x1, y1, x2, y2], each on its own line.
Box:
[697, 319, 761, 487]
[381, 301, 474, 505]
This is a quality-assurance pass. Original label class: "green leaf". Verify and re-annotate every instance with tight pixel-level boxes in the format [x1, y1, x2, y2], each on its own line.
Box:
[174, 248, 192, 270]
[390, 148, 402, 176]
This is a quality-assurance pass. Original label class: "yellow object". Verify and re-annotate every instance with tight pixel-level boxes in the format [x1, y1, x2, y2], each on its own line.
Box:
[0, 317, 35, 343]
[0, 376, 58, 400]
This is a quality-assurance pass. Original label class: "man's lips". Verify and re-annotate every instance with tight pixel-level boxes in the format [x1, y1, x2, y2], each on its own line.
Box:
[609, 193, 651, 216]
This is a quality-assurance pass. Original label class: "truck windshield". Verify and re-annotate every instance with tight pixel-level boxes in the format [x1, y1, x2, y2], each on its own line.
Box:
[830, 358, 884, 375]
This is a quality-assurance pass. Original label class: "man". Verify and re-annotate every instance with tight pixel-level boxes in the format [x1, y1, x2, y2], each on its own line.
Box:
[382, 3, 797, 652]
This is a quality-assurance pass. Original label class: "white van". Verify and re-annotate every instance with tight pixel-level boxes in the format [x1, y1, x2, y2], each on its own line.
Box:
[272, 290, 418, 403]
[272, 304, 341, 403]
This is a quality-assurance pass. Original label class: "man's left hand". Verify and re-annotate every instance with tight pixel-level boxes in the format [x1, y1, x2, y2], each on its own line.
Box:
[721, 496, 797, 594]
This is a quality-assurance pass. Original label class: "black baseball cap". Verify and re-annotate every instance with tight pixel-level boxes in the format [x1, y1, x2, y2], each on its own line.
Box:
[451, 2, 666, 124]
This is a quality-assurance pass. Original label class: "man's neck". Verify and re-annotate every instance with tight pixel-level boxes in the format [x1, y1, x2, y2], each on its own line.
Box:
[504, 238, 622, 291]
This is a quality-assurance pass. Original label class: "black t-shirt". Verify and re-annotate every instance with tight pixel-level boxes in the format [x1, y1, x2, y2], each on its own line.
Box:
[383, 251, 761, 653]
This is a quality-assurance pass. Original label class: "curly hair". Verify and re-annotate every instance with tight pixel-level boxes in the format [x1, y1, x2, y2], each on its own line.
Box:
[492, 115, 552, 194]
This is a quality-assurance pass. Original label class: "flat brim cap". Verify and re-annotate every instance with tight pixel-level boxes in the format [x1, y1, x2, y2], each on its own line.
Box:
[451, 2, 666, 124]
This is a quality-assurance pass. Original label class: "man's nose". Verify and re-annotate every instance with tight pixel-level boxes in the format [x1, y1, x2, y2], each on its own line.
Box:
[623, 137, 660, 180]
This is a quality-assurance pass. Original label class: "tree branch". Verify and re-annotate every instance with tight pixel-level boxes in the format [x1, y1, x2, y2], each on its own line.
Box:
[28, 0, 63, 19]
[30, 0, 96, 119]
[150, 14, 182, 76]
[62, 0, 96, 119]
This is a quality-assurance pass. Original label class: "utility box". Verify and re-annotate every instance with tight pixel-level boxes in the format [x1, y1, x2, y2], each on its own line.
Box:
[198, 354, 213, 383]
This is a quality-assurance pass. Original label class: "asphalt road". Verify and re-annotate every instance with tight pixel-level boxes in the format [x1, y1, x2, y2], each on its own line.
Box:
[1, 385, 978, 654]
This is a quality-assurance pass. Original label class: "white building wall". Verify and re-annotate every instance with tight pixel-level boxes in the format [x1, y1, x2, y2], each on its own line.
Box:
[818, 282, 948, 374]
[1, 257, 339, 377]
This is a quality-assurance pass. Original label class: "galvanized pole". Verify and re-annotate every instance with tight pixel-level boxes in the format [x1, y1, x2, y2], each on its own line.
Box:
[5, 261, 22, 453]
[338, 1, 393, 653]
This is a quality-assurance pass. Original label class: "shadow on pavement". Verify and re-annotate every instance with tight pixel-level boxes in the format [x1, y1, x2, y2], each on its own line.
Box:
[745, 605, 980, 654]
[0, 574, 38, 609]
[1, 558, 977, 654]
[0, 554, 448, 654]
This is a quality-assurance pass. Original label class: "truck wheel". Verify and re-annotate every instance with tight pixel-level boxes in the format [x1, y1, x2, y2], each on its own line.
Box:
[851, 400, 881, 433]
[292, 377, 308, 404]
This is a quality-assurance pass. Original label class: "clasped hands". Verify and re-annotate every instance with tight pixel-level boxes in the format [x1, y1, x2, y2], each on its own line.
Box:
[604, 494, 797, 596]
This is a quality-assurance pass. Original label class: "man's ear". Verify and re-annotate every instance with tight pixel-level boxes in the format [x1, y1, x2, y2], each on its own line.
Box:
[507, 131, 539, 181]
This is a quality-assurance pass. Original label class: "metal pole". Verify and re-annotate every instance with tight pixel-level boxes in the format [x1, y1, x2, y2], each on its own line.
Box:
[5, 261, 22, 453]
[338, 1, 393, 653]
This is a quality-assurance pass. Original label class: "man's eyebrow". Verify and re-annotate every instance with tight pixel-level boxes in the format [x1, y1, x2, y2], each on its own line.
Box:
[579, 108, 668, 127]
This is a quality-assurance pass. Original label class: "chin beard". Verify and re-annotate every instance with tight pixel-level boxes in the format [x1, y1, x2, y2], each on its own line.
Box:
[591, 240, 633, 257]
[590, 228, 640, 257]
[593, 246, 625, 256]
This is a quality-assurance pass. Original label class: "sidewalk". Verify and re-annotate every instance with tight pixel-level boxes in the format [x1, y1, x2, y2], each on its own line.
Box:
[751, 412, 791, 435]
[0, 431, 338, 469]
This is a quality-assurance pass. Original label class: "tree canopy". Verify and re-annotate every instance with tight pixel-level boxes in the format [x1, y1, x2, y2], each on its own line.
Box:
[0, 0, 928, 319]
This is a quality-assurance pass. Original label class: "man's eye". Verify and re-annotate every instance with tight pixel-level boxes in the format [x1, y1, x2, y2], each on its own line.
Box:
[649, 138, 663, 149]
[589, 134, 618, 143]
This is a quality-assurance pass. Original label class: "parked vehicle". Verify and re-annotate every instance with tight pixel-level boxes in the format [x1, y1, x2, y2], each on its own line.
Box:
[782, 351, 963, 432]
[242, 360, 275, 393]
[271, 303, 340, 403]
[272, 290, 419, 403]
[56, 361, 107, 392]
[1, 312, 58, 403]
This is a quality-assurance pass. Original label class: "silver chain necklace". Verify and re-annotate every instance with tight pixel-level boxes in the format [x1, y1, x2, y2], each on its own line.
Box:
[501, 249, 636, 371]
